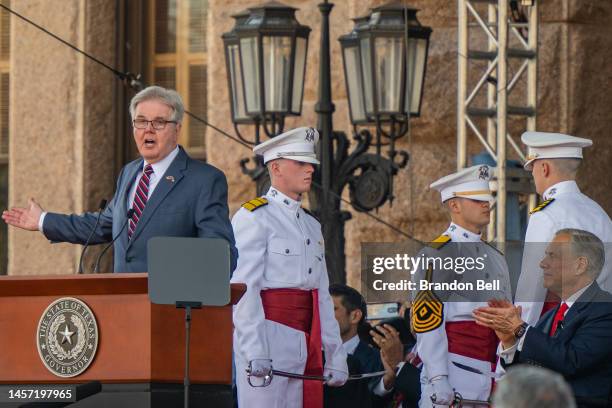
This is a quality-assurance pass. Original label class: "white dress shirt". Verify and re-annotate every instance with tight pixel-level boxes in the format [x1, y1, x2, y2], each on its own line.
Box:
[126, 145, 180, 209]
[342, 335, 360, 356]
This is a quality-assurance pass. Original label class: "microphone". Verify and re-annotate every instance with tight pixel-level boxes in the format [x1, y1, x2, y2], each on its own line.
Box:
[78, 199, 108, 274]
[93, 209, 135, 273]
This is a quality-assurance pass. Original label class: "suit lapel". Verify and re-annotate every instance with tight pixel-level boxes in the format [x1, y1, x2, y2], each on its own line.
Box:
[562, 282, 599, 326]
[539, 308, 556, 335]
[128, 148, 187, 245]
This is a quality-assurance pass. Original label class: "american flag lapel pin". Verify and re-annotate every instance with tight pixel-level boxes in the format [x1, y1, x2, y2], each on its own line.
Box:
[166, 176, 175, 183]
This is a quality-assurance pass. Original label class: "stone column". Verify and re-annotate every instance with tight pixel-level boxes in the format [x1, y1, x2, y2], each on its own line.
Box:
[9, 0, 117, 275]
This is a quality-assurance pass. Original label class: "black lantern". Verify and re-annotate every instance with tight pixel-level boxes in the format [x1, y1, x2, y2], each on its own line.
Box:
[340, 2, 431, 131]
[338, 16, 370, 125]
[222, 2, 311, 140]
[222, 0, 431, 283]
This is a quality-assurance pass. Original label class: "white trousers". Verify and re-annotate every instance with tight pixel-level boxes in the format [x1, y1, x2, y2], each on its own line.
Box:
[419, 353, 492, 408]
[235, 320, 308, 408]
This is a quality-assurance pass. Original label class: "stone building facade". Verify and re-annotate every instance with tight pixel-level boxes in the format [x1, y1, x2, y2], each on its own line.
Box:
[4, 0, 611, 291]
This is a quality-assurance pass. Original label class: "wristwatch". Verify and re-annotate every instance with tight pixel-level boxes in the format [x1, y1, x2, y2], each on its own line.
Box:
[514, 322, 528, 339]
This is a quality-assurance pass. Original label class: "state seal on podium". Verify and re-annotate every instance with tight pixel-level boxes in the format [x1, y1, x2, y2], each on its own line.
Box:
[36, 297, 99, 378]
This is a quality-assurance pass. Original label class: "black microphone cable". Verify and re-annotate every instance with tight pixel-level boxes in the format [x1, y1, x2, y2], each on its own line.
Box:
[78, 199, 108, 274]
[93, 209, 134, 273]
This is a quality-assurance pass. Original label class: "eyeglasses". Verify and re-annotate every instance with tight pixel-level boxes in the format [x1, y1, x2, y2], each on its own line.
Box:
[132, 118, 177, 130]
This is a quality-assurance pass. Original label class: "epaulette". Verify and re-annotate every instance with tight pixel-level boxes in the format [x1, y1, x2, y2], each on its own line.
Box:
[529, 198, 555, 214]
[482, 239, 504, 256]
[429, 234, 451, 250]
[241, 197, 268, 212]
[302, 207, 320, 222]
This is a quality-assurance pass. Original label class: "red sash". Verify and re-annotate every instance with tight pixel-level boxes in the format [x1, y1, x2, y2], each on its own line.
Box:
[261, 288, 323, 408]
[445, 321, 498, 364]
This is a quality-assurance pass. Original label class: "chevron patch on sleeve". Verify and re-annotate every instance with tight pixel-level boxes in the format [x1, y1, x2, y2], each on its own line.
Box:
[412, 290, 444, 333]
[529, 198, 555, 214]
[241, 197, 268, 212]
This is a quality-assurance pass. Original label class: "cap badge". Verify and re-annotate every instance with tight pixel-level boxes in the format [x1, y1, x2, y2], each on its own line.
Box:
[478, 166, 489, 180]
[305, 127, 316, 142]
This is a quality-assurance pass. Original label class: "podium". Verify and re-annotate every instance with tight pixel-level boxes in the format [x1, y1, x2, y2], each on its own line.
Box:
[0, 273, 245, 407]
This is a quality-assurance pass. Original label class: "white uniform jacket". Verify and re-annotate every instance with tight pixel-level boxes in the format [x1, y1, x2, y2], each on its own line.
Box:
[516, 180, 612, 325]
[414, 223, 512, 407]
[231, 187, 347, 380]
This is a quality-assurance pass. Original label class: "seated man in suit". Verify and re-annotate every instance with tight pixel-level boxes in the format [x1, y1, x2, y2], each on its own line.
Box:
[474, 228, 612, 407]
[2, 85, 237, 273]
[369, 308, 422, 408]
[325, 284, 384, 408]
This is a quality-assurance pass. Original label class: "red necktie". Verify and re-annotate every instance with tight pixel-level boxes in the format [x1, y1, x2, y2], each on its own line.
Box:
[128, 164, 154, 239]
[550, 302, 568, 337]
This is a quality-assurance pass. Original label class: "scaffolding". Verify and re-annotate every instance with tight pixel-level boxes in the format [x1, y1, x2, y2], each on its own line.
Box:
[457, 0, 539, 243]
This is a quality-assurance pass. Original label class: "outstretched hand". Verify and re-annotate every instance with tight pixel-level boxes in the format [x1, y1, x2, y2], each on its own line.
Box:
[1, 198, 44, 231]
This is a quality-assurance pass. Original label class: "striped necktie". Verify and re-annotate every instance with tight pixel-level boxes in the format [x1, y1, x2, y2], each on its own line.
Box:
[128, 164, 154, 239]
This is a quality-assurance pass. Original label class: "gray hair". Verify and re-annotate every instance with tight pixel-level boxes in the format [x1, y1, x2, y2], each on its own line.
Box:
[549, 158, 582, 178]
[129, 85, 185, 123]
[556, 228, 605, 279]
[492, 366, 575, 408]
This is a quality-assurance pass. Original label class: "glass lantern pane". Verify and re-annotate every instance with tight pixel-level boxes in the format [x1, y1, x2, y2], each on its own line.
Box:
[405, 37, 427, 116]
[263, 36, 291, 112]
[228, 44, 249, 121]
[240, 37, 261, 113]
[360, 37, 374, 115]
[291, 37, 307, 113]
[343, 45, 366, 123]
[375, 36, 403, 113]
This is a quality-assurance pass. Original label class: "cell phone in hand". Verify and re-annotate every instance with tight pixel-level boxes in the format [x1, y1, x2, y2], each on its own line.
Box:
[366, 302, 400, 322]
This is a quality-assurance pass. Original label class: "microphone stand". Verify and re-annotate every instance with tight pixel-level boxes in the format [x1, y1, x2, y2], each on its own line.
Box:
[93, 209, 134, 273]
[78, 199, 107, 274]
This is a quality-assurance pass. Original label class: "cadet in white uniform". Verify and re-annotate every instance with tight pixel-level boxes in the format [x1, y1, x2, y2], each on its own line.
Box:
[412, 165, 512, 407]
[231, 127, 348, 408]
[515, 132, 612, 325]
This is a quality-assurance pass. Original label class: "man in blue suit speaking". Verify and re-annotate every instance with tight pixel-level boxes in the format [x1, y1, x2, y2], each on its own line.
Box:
[2, 86, 237, 273]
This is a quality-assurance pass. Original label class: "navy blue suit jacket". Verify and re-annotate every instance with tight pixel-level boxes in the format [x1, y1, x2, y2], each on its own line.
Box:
[504, 282, 612, 403]
[324, 340, 384, 408]
[43, 147, 237, 273]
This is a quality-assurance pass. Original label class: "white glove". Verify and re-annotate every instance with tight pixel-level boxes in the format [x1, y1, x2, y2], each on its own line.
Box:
[324, 367, 348, 387]
[429, 375, 454, 405]
[248, 359, 273, 377]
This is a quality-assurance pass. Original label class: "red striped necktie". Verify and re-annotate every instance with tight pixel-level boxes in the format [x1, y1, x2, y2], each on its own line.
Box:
[128, 164, 154, 239]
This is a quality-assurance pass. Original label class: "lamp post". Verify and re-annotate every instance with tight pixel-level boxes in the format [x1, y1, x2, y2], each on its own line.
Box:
[223, 1, 431, 283]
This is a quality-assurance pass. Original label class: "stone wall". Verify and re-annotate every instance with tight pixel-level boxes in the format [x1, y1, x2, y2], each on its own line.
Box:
[6, 0, 612, 280]
[206, 0, 612, 290]
[8, 0, 116, 275]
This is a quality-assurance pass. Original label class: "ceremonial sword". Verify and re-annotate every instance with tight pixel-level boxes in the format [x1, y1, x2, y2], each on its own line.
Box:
[246, 366, 386, 386]
[452, 361, 501, 379]
[249, 367, 491, 406]
[272, 369, 387, 381]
